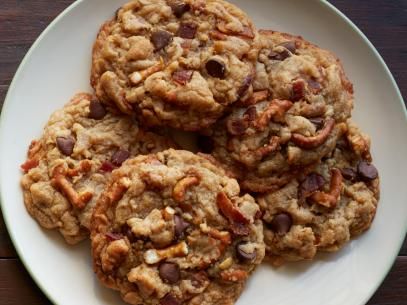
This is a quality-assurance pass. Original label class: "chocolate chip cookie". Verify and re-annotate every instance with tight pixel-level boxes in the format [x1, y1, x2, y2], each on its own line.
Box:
[91, 149, 264, 305]
[21, 93, 174, 244]
[91, 0, 258, 131]
[253, 30, 353, 123]
[257, 122, 379, 266]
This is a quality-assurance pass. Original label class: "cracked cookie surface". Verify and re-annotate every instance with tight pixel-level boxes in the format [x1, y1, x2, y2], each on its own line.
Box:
[91, 149, 264, 305]
[257, 122, 379, 266]
[21, 93, 174, 244]
[91, 0, 258, 131]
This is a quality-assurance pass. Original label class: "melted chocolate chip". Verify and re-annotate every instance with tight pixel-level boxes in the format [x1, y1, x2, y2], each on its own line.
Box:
[357, 161, 378, 181]
[174, 215, 190, 239]
[111, 149, 130, 166]
[268, 213, 293, 234]
[341, 168, 357, 181]
[279, 41, 297, 54]
[56, 136, 75, 156]
[236, 242, 257, 263]
[236, 75, 253, 99]
[299, 173, 326, 198]
[205, 59, 226, 79]
[159, 263, 180, 284]
[177, 22, 197, 39]
[151, 30, 173, 51]
[309, 117, 324, 129]
[197, 135, 214, 154]
[89, 99, 107, 120]
[268, 49, 290, 61]
[160, 294, 179, 305]
[308, 78, 322, 92]
[170, 2, 190, 18]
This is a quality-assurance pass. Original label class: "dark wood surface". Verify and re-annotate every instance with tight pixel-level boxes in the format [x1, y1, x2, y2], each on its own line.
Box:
[0, 0, 406, 304]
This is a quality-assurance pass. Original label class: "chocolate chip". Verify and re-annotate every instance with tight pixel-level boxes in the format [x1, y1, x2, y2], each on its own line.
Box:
[177, 22, 197, 39]
[56, 136, 75, 156]
[309, 117, 324, 129]
[341, 168, 357, 181]
[236, 242, 257, 263]
[197, 135, 214, 154]
[205, 59, 226, 79]
[160, 294, 179, 305]
[268, 49, 290, 61]
[236, 75, 253, 100]
[226, 118, 249, 136]
[268, 213, 293, 234]
[121, 224, 136, 242]
[279, 41, 297, 54]
[174, 215, 190, 239]
[292, 80, 305, 101]
[299, 173, 326, 198]
[89, 99, 107, 120]
[172, 70, 193, 85]
[151, 30, 173, 51]
[159, 263, 180, 284]
[100, 161, 115, 172]
[357, 161, 378, 181]
[111, 149, 130, 166]
[170, 2, 190, 18]
[307, 78, 322, 92]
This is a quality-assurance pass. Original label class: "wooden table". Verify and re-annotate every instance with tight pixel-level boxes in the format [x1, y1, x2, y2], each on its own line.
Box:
[0, 1, 406, 304]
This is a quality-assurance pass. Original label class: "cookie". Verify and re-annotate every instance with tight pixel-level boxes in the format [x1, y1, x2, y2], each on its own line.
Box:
[257, 122, 379, 266]
[21, 93, 174, 244]
[91, 149, 264, 305]
[91, 0, 258, 131]
[253, 30, 353, 123]
[209, 97, 347, 193]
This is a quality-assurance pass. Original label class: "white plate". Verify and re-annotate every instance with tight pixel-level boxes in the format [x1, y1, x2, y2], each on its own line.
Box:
[1, 0, 406, 304]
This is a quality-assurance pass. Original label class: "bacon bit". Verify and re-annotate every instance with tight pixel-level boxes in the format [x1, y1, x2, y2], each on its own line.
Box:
[243, 106, 257, 122]
[238, 90, 269, 106]
[172, 70, 194, 86]
[220, 269, 248, 282]
[209, 30, 227, 40]
[173, 175, 200, 202]
[217, 193, 249, 224]
[105, 232, 123, 241]
[100, 161, 115, 172]
[21, 159, 39, 173]
[292, 80, 306, 101]
[230, 222, 250, 236]
[254, 99, 293, 129]
[291, 118, 335, 149]
[310, 168, 343, 208]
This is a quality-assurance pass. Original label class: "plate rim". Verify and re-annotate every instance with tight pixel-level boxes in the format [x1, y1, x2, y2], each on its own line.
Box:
[0, 1, 406, 305]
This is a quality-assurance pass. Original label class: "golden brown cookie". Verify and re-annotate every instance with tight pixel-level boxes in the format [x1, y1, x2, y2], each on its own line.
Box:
[91, 0, 258, 131]
[21, 93, 174, 244]
[257, 122, 379, 266]
[91, 149, 264, 305]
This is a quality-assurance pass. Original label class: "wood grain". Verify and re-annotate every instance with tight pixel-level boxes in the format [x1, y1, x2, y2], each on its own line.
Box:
[0, 0, 406, 304]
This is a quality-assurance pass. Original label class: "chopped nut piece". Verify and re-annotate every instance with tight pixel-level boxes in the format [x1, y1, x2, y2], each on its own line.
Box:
[219, 257, 233, 270]
[144, 241, 189, 264]
[128, 264, 170, 298]
[101, 239, 129, 272]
